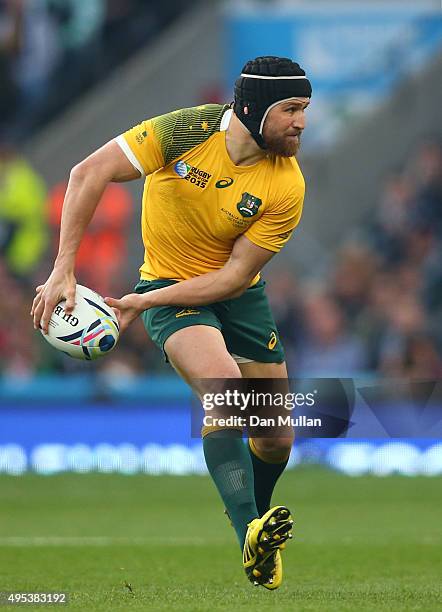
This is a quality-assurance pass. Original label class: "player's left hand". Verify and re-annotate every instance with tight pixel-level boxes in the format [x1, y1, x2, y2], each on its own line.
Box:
[104, 293, 145, 333]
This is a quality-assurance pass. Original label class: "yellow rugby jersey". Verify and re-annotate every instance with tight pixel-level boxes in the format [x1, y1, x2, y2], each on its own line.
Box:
[115, 104, 305, 282]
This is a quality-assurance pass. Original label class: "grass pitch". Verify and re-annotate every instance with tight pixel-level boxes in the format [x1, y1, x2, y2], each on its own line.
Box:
[0, 468, 441, 611]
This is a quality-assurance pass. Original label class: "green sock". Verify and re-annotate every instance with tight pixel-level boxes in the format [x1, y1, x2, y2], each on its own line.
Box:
[248, 440, 289, 517]
[203, 430, 258, 548]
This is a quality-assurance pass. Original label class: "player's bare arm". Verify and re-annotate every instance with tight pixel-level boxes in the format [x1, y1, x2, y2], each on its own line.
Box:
[104, 235, 275, 332]
[31, 141, 140, 333]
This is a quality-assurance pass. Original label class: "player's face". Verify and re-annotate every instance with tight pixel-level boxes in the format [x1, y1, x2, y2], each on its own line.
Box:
[262, 98, 309, 157]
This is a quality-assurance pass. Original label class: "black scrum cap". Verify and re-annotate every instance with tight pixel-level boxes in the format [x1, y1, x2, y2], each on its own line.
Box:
[233, 56, 312, 149]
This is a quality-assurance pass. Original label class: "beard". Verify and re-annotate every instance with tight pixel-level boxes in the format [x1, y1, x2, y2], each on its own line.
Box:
[262, 129, 301, 158]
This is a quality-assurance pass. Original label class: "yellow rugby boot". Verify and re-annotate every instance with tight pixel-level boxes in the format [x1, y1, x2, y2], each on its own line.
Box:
[243, 505, 293, 590]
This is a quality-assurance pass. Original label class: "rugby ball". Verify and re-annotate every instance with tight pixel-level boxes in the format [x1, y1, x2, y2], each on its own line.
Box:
[42, 284, 119, 360]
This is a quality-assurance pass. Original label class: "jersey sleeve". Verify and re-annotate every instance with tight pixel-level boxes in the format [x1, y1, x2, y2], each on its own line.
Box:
[115, 104, 228, 176]
[115, 119, 164, 176]
[244, 182, 304, 253]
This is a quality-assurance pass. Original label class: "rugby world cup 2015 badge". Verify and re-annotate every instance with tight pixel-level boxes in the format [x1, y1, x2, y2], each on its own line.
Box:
[174, 160, 212, 188]
[236, 192, 262, 217]
[174, 160, 191, 178]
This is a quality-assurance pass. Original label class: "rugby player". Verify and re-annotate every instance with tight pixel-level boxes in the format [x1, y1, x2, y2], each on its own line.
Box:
[31, 56, 312, 589]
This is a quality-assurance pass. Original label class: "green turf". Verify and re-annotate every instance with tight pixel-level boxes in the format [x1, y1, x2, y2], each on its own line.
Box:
[0, 468, 441, 611]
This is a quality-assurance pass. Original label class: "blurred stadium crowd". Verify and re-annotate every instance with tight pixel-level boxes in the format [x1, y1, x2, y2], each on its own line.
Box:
[0, 0, 187, 138]
[272, 139, 442, 379]
[1, 136, 441, 379]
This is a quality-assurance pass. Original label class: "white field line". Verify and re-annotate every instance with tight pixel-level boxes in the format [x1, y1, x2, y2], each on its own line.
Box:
[1, 535, 439, 547]
[0, 536, 224, 547]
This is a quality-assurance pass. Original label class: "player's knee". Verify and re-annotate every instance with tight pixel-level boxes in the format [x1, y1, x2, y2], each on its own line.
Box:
[214, 365, 243, 378]
[251, 436, 293, 461]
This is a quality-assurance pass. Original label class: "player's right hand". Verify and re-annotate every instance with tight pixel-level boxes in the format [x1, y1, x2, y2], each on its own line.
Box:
[31, 267, 77, 334]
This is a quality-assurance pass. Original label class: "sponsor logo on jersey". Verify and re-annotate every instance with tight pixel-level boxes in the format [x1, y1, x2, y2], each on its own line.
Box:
[268, 331, 278, 350]
[174, 160, 211, 188]
[215, 177, 234, 189]
[237, 192, 262, 217]
[175, 308, 201, 318]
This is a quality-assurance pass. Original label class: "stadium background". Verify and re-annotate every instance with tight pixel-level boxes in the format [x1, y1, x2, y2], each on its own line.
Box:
[0, 1, 441, 609]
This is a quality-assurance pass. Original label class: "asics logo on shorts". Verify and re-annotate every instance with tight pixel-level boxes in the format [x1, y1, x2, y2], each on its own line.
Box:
[268, 331, 278, 350]
[175, 308, 201, 318]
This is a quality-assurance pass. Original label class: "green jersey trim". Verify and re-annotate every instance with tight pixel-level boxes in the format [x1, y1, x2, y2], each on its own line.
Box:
[151, 104, 231, 166]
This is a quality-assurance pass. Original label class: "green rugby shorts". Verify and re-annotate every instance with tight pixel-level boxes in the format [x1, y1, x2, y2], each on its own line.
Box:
[133, 278, 285, 363]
